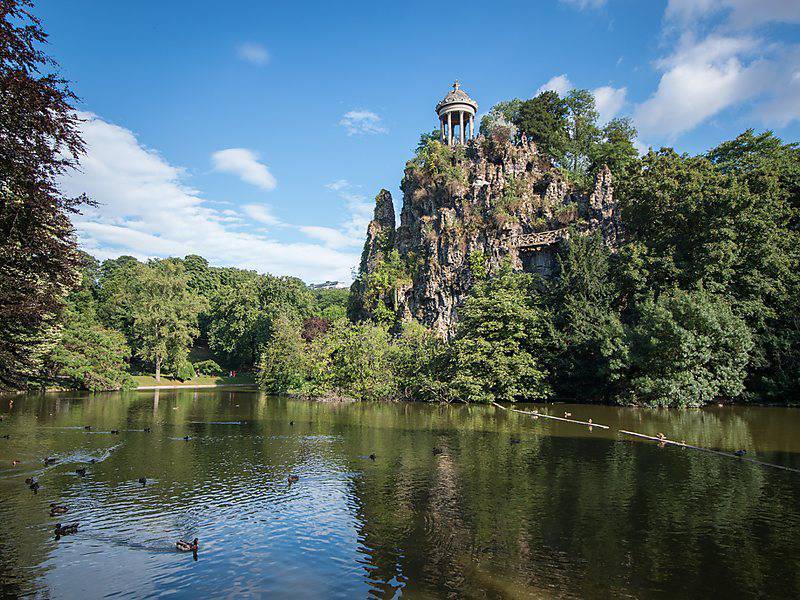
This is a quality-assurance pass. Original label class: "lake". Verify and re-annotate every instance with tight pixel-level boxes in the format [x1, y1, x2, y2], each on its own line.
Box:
[1, 389, 799, 599]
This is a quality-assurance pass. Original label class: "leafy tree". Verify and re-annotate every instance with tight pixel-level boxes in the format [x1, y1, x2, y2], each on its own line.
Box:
[480, 99, 522, 140]
[208, 271, 314, 367]
[591, 117, 640, 181]
[449, 266, 550, 403]
[362, 249, 411, 328]
[130, 260, 202, 381]
[256, 315, 306, 394]
[95, 255, 141, 343]
[312, 287, 349, 321]
[47, 306, 133, 391]
[563, 89, 601, 185]
[514, 91, 568, 162]
[0, 0, 87, 389]
[46, 253, 133, 391]
[618, 289, 753, 407]
[545, 234, 626, 401]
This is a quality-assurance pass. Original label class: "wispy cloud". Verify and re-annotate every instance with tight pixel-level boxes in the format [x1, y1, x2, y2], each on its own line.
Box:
[339, 110, 388, 136]
[237, 42, 270, 66]
[593, 85, 627, 123]
[212, 148, 277, 191]
[59, 113, 359, 282]
[242, 203, 282, 226]
[633, 0, 800, 140]
[560, 0, 607, 9]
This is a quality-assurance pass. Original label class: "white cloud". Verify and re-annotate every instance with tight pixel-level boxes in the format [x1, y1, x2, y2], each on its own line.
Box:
[237, 42, 270, 66]
[593, 85, 627, 123]
[560, 0, 607, 9]
[339, 110, 388, 136]
[632, 31, 791, 138]
[59, 113, 359, 283]
[535, 74, 572, 97]
[665, 0, 800, 28]
[323, 180, 374, 246]
[212, 148, 277, 191]
[297, 226, 354, 249]
[242, 203, 282, 226]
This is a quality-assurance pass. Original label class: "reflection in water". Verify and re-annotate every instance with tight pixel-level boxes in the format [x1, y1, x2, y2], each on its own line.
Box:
[0, 390, 799, 598]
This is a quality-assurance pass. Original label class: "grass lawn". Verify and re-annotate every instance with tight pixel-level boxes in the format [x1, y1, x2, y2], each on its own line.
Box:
[133, 372, 255, 388]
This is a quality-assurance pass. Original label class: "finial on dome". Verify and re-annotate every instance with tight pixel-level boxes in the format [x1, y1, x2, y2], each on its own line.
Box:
[453, 80, 460, 91]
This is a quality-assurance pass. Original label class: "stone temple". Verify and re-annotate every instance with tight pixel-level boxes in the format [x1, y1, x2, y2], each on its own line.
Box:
[350, 81, 621, 336]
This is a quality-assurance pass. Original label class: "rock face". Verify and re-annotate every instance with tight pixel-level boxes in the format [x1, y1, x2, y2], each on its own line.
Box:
[352, 135, 620, 336]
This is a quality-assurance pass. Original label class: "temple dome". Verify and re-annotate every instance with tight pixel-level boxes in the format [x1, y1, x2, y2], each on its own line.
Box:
[435, 80, 478, 114]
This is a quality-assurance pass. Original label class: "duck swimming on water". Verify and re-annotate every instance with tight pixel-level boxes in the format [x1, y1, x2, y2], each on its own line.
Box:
[287, 475, 299, 484]
[50, 504, 68, 516]
[734, 449, 747, 457]
[54, 523, 78, 537]
[176, 538, 198, 552]
[75, 467, 86, 476]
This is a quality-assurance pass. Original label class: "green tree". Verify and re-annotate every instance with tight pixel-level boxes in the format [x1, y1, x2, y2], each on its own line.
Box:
[47, 306, 133, 391]
[619, 289, 753, 407]
[563, 89, 601, 185]
[449, 266, 550, 403]
[514, 91, 568, 162]
[0, 0, 87, 389]
[545, 234, 626, 401]
[130, 260, 202, 381]
[208, 271, 314, 367]
[256, 315, 306, 394]
[591, 117, 640, 181]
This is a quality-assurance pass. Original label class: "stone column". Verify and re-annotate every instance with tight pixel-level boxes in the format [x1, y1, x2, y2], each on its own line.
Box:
[459, 111, 465, 145]
[447, 112, 452, 146]
[470, 114, 474, 140]
[440, 117, 445, 141]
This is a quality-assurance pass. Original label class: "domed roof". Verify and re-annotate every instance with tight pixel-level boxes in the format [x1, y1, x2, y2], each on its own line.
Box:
[436, 80, 478, 113]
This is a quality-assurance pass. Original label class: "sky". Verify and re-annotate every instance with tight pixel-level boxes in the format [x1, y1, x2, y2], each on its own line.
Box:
[35, 0, 800, 283]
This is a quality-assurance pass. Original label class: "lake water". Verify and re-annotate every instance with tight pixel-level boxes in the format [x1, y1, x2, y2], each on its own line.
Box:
[1, 389, 799, 599]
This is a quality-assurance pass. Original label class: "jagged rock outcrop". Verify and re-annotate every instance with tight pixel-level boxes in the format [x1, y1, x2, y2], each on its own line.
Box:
[352, 135, 621, 336]
[348, 189, 395, 321]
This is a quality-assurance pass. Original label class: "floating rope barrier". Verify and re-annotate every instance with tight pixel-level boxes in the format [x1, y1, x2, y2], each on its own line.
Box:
[491, 402, 800, 474]
[492, 402, 610, 429]
[618, 429, 800, 474]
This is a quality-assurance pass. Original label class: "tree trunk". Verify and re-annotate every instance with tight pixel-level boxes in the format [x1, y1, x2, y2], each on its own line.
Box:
[155, 357, 162, 382]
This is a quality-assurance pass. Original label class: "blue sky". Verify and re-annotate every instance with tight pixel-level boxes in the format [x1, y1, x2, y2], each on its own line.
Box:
[38, 0, 800, 282]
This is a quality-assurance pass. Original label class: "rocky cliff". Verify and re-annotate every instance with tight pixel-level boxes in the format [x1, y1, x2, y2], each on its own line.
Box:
[351, 134, 620, 336]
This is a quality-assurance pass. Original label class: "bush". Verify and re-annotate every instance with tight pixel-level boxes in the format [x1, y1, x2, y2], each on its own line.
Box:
[194, 359, 223, 376]
[171, 358, 197, 381]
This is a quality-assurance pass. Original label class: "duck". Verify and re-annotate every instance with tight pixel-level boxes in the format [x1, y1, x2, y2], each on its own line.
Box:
[50, 504, 68, 516]
[368, 453, 376, 460]
[510, 437, 521, 445]
[432, 447, 444, 456]
[287, 475, 299, 484]
[84, 425, 92, 431]
[176, 538, 199, 552]
[182, 435, 190, 441]
[43, 457, 57, 465]
[1, 434, 9, 439]
[143, 427, 151, 433]
[29, 480, 40, 492]
[656, 432, 667, 441]
[110, 430, 119, 435]
[54, 523, 78, 537]
[138, 477, 147, 485]
[564, 412, 572, 418]
[11, 459, 20, 466]
[75, 467, 87, 477]
[289, 421, 294, 427]
[734, 449, 747, 457]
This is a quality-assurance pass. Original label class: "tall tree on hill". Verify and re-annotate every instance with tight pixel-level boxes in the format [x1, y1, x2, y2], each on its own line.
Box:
[514, 91, 568, 162]
[0, 0, 87, 389]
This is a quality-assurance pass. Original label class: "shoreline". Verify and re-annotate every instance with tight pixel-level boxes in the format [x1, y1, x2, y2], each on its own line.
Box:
[135, 383, 257, 390]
